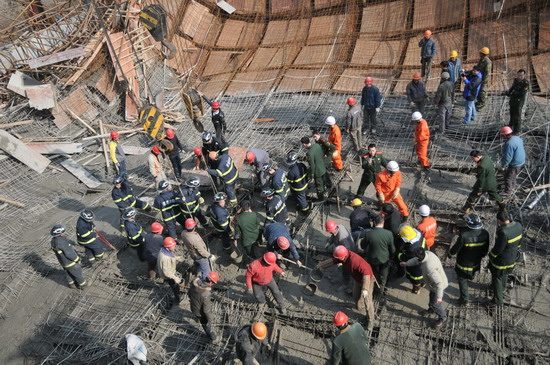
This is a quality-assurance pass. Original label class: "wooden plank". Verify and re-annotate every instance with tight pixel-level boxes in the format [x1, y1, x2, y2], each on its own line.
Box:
[0, 130, 51, 173]
[98, 145, 149, 155]
[0, 195, 25, 208]
[65, 36, 105, 87]
[60, 158, 102, 188]
[106, 32, 136, 81]
[0, 120, 33, 129]
[99, 121, 111, 175]
[27, 142, 83, 154]
[26, 84, 56, 110]
[254, 118, 276, 123]
[26, 47, 86, 69]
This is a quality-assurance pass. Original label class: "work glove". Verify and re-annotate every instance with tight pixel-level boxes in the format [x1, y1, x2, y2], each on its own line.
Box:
[361, 290, 369, 298]
[277, 253, 283, 261]
[296, 260, 303, 268]
[375, 108, 380, 113]
[209, 254, 218, 262]
[198, 197, 205, 205]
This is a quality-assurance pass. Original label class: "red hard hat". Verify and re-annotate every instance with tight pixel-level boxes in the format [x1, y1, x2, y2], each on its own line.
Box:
[245, 151, 255, 164]
[208, 271, 220, 283]
[500, 126, 513, 136]
[212, 101, 220, 110]
[263, 251, 277, 265]
[333, 245, 349, 261]
[277, 236, 290, 250]
[364, 77, 373, 85]
[325, 220, 337, 233]
[333, 311, 349, 327]
[110, 131, 120, 139]
[165, 129, 175, 139]
[193, 146, 202, 156]
[412, 72, 422, 80]
[163, 237, 176, 248]
[151, 222, 164, 234]
[346, 97, 357, 106]
[151, 145, 161, 155]
[184, 218, 196, 230]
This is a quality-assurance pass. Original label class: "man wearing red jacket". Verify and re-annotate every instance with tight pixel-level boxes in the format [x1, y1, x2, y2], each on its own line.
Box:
[245, 252, 287, 314]
[412, 111, 431, 169]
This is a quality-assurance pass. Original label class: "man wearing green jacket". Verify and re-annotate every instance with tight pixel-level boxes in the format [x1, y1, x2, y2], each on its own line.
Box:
[301, 136, 331, 200]
[362, 214, 395, 294]
[235, 200, 262, 261]
[463, 150, 504, 213]
[356, 143, 387, 198]
[331, 311, 371, 365]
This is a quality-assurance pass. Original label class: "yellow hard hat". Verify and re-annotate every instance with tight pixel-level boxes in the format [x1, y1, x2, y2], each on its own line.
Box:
[399, 225, 418, 242]
[351, 198, 362, 207]
[480, 47, 490, 55]
[450, 50, 458, 58]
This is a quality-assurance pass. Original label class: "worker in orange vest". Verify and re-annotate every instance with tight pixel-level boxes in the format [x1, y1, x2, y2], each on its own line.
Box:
[325, 116, 343, 171]
[375, 161, 409, 219]
[416, 204, 437, 249]
[412, 112, 431, 169]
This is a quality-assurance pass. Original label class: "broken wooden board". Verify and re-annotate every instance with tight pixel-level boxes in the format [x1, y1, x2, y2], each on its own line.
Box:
[229, 146, 247, 171]
[98, 145, 148, 155]
[60, 158, 102, 188]
[7, 71, 42, 96]
[65, 34, 105, 87]
[26, 84, 56, 110]
[27, 142, 83, 154]
[255, 117, 276, 123]
[51, 86, 98, 130]
[94, 68, 117, 102]
[0, 120, 33, 129]
[0, 195, 25, 208]
[0, 130, 51, 173]
[26, 47, 86, 69]
[107, 32, 137, 81]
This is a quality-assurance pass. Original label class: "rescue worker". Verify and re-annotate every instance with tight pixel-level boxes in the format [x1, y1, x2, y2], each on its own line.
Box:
[286, 152, 310, 213]
[475, 47, 492, 111]
[193, 146, 204, 170]
[448, 50, 462, 93]
[331, 311, 371, 364]
[407, 72, 428, 115]
[462, 66, 483, 124]
[325, 116, 343, 171]
[401, 247, 448, 328]
[235, 322, 270, 365]
[362, 214, 395, 293]
[433, 72, 454, 133]
[112, 175, 150, 233]
[153, 180, 183, 239]
[207, 150, 239, 207]
[301, 136, 331, 201]
[157, 236, 183, 307]
[179, 177, 209, 227]
[164, 128, 184, 179]
[261, 188, 288, 224]
[148, 145, 167, 184]
[357, 143, 387, 198]
[50, 224, 86, 289]
[448, 213, 489, 305]
[210, 101, 227, 143]
[144, 222, 164, 280]
[375, 161, 409, 219]
[416, 204, 437, 249]
[266, 163, 290, 201]
[312, 129, 334, 166]
[349, 198, 377, 242]
[463, 150, 505, 213]
[244, 148, 270, 186]
[325, 220, 356, 252]
[207, 192, 232, 252]
[109, 130, 126, 178]
[264, 222, 301, 266]
[500, 126, 526, 195]
[381, 203, 402, 239]
[202, 131, 228, 167]
[188, 271, 220, 343]
[123, 208, 146, 261]
[235, 200, 262, 260]
[245, 252, 287, 314]
[345, 97, 363, 150]
[412, 111, 431, 169]
[76, 209, 105, 264]
[418, 29, 436, 81]
[490, 210, 522, 306]
[181, 218, 215, 280]
[361, 76, 382, 135]
[397, 225, 425, 293]
[504, 69, 529, 133]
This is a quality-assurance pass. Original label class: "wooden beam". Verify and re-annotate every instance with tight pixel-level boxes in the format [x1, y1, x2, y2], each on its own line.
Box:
[82, 128, 144, 141]
[27, 47, 86, 69]
[98, 145, 149, 155]
[0, 195, 25, 208]
[99, 121, 112, 175]
[0, 120, 33, 129]
[60, 158, 102, 188]
[64, 36, 105, 87]
[0, 130, 51, 173]
[26, 142, 83, 154]
[254, 117, 276, 123]
[68, 109, 98, 134]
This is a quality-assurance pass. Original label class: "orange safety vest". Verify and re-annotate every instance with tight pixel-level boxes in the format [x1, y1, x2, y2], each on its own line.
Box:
[417, 216, 437, 248]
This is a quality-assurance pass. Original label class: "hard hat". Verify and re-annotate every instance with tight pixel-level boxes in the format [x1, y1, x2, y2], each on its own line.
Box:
[464, 213, 483, 229]
[412, 72, 422, 80]
[113, 176, 124, 185]
[211, 101, 220, 110]
[261, 188, 275, 198]
[50, 224, 65, 236]
[202, 131, 212, 142]
[386, 160, 399, 172]
[441, 72, 450, 80]
[151, 145, 161, 155]
[286, 152, 298, 165]
[418, 204, 430, 217]
[251, 322, 268, 340]
[124, 207, 137, 220]
[185, 177, 200, 188]
[263, 252, 277, 265]
[80, 209, 94, 222]
[325, 116, 336, 126]
[480, 47, 490, 55]
[158, 180, 170, 191]
[500, 126, 513, 136]
[214, 192, 227, 202]
[351, 198, 362, 207]
[165, 129, 175, 139]
[423, 29, 432, 37]
[412, 111, 422, 121]
[364, 76, 373, 85]
[333, 245, 349, 261]
[261, 162, 272, 172]
[277, 236, 290, 250]
[151, 222, 164, 234]
[193, 146, 202, 156]
[450, 50, 459, 58]
[333, 311, 349, 327]
[184, 218, 196, 230]
[208, 271, 220, 283]
[245, 151, 255, 164]
[346, 97, 357, 106]
[163, 237, 176, 248]
[399, 225, 419, 243]
[110, 131, 120, 139]
[325, 220, 338, 233]
[208, 151, 218, 160]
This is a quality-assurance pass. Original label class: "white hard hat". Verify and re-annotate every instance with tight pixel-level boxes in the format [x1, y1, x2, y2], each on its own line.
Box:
[418, 204, 430, 217]
[387, 161, 399, 172]
[325, 116, 336, 125]
[412, 112, 422, 121]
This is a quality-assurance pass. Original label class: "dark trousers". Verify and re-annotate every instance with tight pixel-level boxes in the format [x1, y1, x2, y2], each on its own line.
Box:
[405, 264, 424, 286]
[129, 243, 146, 262]
[465, 188, 503, 209]
[82, 241, 106, 262]
[214, 125, 226, 144]
[504, 166, 521, 194]
[169, 154, 182, 179]
[509, 100, 524, 133]
[147, 261, 157, 279]
[457, 275, 471, 301]
[356, 173, 374, 196]
[412, 100, 426, 115]
[65, 264, 86, 287]
[292, 190, 309, 211]
[421, 57, 432, 79]
[165, 220, 178, 239]
[314, 173, 332, 197]
[476, 86, 487, 110]
[363, 108, 377, 132]
[225, 182, 237, 205]
[166, 278, 181, 305]
[252, 280, 285, 309]
[428, 291, 447, 320]
[371, 262, 389, 294]
[490, 266, 511, 305]
[194, 258, 211, 280]
[219, 230, 232, 251]
[182, 209, 209, 227]
[437, 104, 452, 133]
[116, 160, 127, 179]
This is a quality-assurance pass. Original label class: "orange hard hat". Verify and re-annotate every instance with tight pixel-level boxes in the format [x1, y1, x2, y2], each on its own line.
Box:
[184, 218, 196, 230]
[333, 311, 349, 327]
[165, 129, 175, 139]
[251, 322, 267, 340]
[208, 271, 220, 283]
[424, 29, 432, 37]
[500, 126, 513, 135]
[163, 237, 176, 248]
[263, 252, 277, 265]
[193, 146, 202, 156]
[211, 101, 220, 110]
[110, 131, 120, 139]
[325, 220, 337, 233]
[364, 77, 373, 85]
[346, 97, 357, 106]
[151, 145, 161, 155]
[412, 72, 421, 80]
[151, 222, 164, 234]
[333, 245, 349, 261]
[245, 151, 255, 164]
[277, 236, 290, 250]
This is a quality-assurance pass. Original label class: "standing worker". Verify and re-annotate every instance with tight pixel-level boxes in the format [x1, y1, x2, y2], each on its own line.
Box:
[412, 112, 431, 170]
[375, 161, 409, 219]
[148, 145, 167, 185]
[50, 224, 87, 289]
[153, 180, 184, 239]
[245, 252, 287, 314]
[416, 205, 437, 249]
[418, 29, 436, 81]
[157, 236, 184, 308]
[207, 151, 239, 207]
[356, 143, 387, 198]
[406, 72, 428, 115]
[463, 150, 505, 213]
[207, 192, 233, 254]
[349, 198, 377, 242]
[433, 72, 454, 133]
[345, 97, 363, 151]
[76, 210, 105, 265]
[325, 116, 343, 171]
[109, 130, 127, 178]
[181, 218, 215, 280]
[286, 152, 310, 214]
[235, 322, 270, 365]
[500, 126, 526, 196]
[123, 208, 146, 261]
[361, 77, 382, 135]
[210, 101, 227, 143]
[235, 200, 262, 261]
[448, 214, 489, 305]
[266, 163, 290, 201]
[397, 225, 426, 293]
[180, 177, 209, 228]
[475, 47, 492, 111]
[164, 128, 184, 180]
[362, 214, 395, 294]
[301, 136, 331, 201]
[331, 311, 371, 365]
[111, 176, 150, 233]
[144, 222, 164, 280]
[264, 222, 302, 266]
[261, 188, 288, 224]
[490, 210, 522, 306]
[448, 50, 462, 94]
[462, 66, 483, 124]
[188, 271, 220, 343]
[504, 69, 529, 133]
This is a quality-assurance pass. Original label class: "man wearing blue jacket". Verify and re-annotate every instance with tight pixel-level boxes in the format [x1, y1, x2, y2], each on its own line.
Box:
[500, 126, 526, 195]
[462, 67, 482, 124]
[264, 222, 302, 266]
[361, 77, 382, 135]
[418, 30, 436, 80]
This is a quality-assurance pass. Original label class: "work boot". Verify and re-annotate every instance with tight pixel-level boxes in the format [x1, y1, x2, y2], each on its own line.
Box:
[497, 202, 506, 212]
[462, 205, 472, 214]
[457, 297, 469, 307]
[68, 283, 77, 289]
[411, 284, 422, 294]
[433, 317, 447, 329]
[418, 308, 433, 316]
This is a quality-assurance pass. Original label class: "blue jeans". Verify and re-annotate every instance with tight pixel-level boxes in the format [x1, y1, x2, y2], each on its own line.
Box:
[464, 100, 476, 124]
[195, 258, 211, 280]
